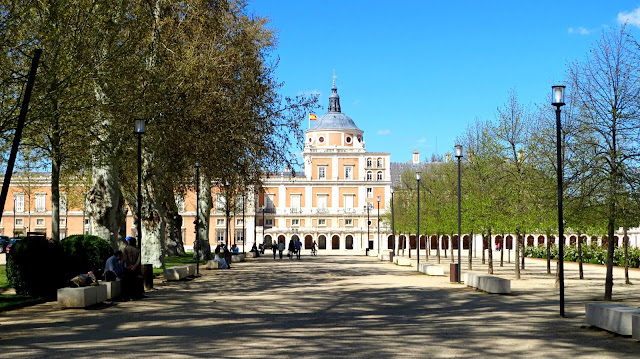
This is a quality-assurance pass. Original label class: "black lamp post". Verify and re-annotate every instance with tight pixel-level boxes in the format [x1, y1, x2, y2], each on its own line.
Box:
[134, 119, 146, 249]
[364, 203, 370, 254]
[195, 163, 201, 275]
[377, 196, 381, 255]
[391, 188, 395, 256]
[225, 181, 230, 247]
[13, 196, 16, 237]
[242, 192, 246, 253]
[416, 172, 421, 272]
[552, 85, 566, 317]
[455, 144, 463, 283]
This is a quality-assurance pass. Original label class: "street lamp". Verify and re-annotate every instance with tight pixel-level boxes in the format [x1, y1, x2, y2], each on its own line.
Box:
[391, 188, 395, 256]
[242, 192, 246, 253]
[225, 181, 230, 247]
[377, 196, 381, 255]
[134, 118, 146, 249]
[552, 85, 566, 317]
[416, 172, 421, 272]
[364, 203, 370, 255]
[194, 163, 201, 275]
[455, 144, 463, 283]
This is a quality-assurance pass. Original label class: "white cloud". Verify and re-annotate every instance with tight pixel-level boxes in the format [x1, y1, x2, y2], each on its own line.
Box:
[352, 99, 360, 106]
[568, 26, 590, 35]
[377, 129, 391, 135]
[618, 7, 640, 27]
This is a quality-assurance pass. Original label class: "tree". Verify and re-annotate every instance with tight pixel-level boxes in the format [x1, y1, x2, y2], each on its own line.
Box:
[568, 26, 640, 301]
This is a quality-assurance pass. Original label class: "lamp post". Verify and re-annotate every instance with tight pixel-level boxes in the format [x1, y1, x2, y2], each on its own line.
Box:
[195, 163, 201, 275]
[552, 85, 566, 317]
[455, 144, 463, 283]
[391, 188, 395, 256]
[364, 203, 370, 254]
[377, 196, 381, 255]
[416, 172, 421, 272]
[134, 119, 146, 249]
[13, 196, 16, 237]
[242, 192, 246, 253]
[225, 181, 230, 247]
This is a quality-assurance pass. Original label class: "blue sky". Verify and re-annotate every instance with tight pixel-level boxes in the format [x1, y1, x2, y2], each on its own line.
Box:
[247, 1, 640, 163]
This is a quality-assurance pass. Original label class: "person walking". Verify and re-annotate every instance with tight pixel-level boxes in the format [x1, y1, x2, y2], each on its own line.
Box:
[311, 240, 317, 256]
[295, 238, 302, 259]
[278, 241, 285, 260]
[288, 238, 295, 260]
[272, 243, 277, 260]
[223, 244, 232, 269]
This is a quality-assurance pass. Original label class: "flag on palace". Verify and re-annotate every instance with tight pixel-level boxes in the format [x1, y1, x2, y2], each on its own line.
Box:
[309, 113, 318, 121]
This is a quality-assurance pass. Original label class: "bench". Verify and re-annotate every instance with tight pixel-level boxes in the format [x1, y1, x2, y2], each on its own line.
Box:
[633, 314, 640, 340]
[585, 302, 640, 336]
[379, 254, 390, 261]
[97, 280, 121, 300]
[394, 257, 411, 266]
[419, 263, 444, 276]
[205, 260, 223, 270]
[231, 253, 246, 262]
[246, 251, 258, 258]
[164, 266, 189, 280]
[57, 285, 108, 308]
[464, 273, 511, 294]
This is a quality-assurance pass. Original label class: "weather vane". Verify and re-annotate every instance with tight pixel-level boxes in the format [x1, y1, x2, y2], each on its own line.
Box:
[333, 68, 337, 86]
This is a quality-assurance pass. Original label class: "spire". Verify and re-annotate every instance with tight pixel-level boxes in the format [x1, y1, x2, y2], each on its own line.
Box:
[328, 69, 341, 113]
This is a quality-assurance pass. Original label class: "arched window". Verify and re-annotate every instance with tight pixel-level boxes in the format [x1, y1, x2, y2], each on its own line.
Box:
[367, 171, 373, 181]
[377, 158, 383, 167]
[376, 171, 383, 181]
[366, 158, 372, 167]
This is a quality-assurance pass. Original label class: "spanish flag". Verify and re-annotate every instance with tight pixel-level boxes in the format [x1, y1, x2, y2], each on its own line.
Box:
[309, 113, 318, 121]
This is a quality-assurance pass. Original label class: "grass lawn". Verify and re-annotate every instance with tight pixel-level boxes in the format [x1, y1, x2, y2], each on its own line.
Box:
[0, 264, 8, 289]
[153, 253, 203, 276]
[0, 264, 46, 312]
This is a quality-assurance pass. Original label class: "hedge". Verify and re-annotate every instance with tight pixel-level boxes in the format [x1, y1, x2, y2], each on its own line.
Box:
[525, 243, 640, 267]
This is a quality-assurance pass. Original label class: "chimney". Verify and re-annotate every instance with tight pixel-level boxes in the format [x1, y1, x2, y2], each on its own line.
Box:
[412, 150, 420, 164]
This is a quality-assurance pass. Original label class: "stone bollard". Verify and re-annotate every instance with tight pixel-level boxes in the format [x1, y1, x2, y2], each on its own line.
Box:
[141, 264, 153, 291]
[450, 263, 459, 283]
[389, 251, 394, 263]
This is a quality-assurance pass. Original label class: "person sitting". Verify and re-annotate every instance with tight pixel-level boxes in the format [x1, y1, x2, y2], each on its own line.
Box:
[259, 243, 265, 254]
[232, 244, 239, 254]
[104, 250, 124, 281]
[214, 248, 228, 269]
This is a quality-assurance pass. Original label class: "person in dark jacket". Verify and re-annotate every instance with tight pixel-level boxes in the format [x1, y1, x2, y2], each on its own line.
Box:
[223, 244, 232, 269]
[288, 239, 295, 259]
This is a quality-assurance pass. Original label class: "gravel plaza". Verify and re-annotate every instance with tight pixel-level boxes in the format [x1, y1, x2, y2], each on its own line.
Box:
[1, 252, 639, 358]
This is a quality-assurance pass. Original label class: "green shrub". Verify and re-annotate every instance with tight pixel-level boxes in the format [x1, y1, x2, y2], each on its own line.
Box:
[525, 242, 640, 268]
[61, 235, 113, 279]
[7, 238, 65, 299]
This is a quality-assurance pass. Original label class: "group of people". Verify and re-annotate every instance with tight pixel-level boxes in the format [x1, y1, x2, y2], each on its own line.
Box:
[271, 238, 316, 260]
[103, 236, 144, 301]
[213, 244, 233, 269]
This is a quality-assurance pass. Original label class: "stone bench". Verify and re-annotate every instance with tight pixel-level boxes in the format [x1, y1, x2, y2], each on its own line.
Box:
[98, 280, 121, 300]
[164, 266, 189, 280]
[246, 251, 258, 258]
[585, 302, 640, 336]
[379, 254, 390, 261]
[464, 273, 511, 294]
[633, 314, 640, 340]
[205, 260, 223, 270]
[184, 264, 196, 276]
[419, 263, 444, 276]
[57, 285, 108, 308]
[231, 253, 246, 262]
[394, 257, 411, 266]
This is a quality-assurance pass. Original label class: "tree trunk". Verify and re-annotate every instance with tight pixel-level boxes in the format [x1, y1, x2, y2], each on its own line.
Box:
[578, 231, 584, 280]
[515, 231, 520, 280]
[468, 231, 473, 270]
[487, 231, 493, 275]
[436, 233, 441, 264]
[604, 211, 616, 301]
[140, 156, 166, 268]
[51, 157, 61, 242]
[521, 233, 526, 270]
[86, 162, 127, 248]
[450, 232, 453, 263]
[624, 228, 629, 285]
[197, 173, 213, 260]
[546, 233, 551, 275]
[500, 233, 504, 267]
[481, 232, 485, 264]
[163, 195, 185, 256]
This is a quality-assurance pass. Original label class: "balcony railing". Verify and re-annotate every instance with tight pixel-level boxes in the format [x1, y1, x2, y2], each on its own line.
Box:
[259, 207, 276, 214]
[290, 208, 303, 214]
[343, 208, 357, 214]
[316, 208, 329, 214]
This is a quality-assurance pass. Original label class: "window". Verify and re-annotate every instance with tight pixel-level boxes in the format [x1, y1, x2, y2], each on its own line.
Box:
[367, 188, 373, 198]
[317, 195, 328, 209]
[60, 194, 67, 214]
[266, 194, 275, 209]
[344, 195, 354, 209]
[235, 230, 244, 243]
[14, 194, 24, 213]
[377, 171, 383, 181]
[216, 230, 225, 243]
[35, 193, 46, 212]
[15, 218, 23, 226]
[236, 218, 244, 226]
[84, 219, 90, 225]
[344, 166, 353, 180]
[36, 218, 45, 227]
[318, 136, 325, 143]
[377, 158, 383, 167]
[175, 195, 185, 212]
[318, 219, 326, 226]
[291, 194, 301, 209]
[318, 166, 327, 180]
[366, 158, 372, 167]
[265, 218, 273, 227]
[216, 218, 225, 226]
[292, 219, 300, 226]
[366, 171, 373, 181]
[345, 136, 352, 144]
[345, 219, 353, 226]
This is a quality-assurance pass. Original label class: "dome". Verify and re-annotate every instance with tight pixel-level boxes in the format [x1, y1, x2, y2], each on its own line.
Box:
[311, 112, 361, 131]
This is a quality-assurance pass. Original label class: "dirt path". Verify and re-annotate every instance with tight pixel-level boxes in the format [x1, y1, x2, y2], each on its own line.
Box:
[0, 253, 638, 358]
